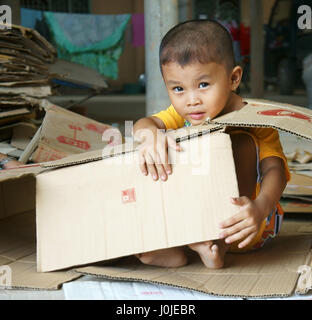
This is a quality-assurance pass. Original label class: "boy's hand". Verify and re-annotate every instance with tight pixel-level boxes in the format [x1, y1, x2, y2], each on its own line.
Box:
[136, 129, 182, 181]
[218, 196, 267, 249]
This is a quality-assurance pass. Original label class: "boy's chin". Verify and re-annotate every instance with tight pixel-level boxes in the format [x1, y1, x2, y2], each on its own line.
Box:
[189, 119, 209, 126]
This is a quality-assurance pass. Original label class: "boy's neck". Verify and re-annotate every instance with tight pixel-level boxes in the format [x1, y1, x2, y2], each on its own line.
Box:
[218, 92, 245, 117]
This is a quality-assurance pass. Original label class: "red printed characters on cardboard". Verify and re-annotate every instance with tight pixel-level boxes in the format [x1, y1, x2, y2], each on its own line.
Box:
[257, 109, 312, 123]
[85, 123, 110, 135]
[57, 125, 91, 150]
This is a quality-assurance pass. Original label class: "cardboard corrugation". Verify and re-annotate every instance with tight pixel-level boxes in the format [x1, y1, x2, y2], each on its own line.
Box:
[209, 99, 312, 141]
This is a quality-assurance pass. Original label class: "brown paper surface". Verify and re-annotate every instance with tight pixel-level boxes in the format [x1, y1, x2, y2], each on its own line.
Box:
[31, 104, 115, 163]
[36, 133, 240, 272]
[74, 235, 312, 298]
[0, 212, 81, 290]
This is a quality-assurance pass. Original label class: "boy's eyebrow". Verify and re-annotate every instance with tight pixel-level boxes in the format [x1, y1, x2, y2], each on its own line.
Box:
[166, 75, 211, 86]
[196, 74, 211, 81]
[166, 80, 183, 86]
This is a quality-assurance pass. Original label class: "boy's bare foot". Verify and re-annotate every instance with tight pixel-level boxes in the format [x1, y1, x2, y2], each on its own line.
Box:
[135, 247, 188, 268]
[188, 240, 229, 269]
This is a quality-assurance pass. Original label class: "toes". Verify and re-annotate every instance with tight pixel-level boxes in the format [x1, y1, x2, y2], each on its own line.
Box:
[188, 240, 213, 252]
[211, 244, 219, 255]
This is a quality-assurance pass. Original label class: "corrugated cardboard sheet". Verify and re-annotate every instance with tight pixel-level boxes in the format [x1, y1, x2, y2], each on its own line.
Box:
[0, 24, 56, 126]
[74, 234, 312, 298]
[31, 102, 115, 163]
[36, 132, 240, 272]
[210, 98, 312, 140]
[0, 211, 81, 290]
[281, 173, 312, 212]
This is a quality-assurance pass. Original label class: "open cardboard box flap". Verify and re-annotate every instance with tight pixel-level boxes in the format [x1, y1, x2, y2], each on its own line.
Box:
[209, 98, 312, 140]
[1, 98, 312, 297]
[30, 100, 115, 163]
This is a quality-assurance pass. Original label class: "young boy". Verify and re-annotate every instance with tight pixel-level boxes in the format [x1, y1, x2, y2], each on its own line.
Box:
[133, 20, 290, 269]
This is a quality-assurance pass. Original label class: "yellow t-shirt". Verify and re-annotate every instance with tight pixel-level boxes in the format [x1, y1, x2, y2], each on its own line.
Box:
[152, 104, 291, 182]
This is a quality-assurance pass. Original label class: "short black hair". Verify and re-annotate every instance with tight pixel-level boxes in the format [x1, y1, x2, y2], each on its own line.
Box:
[159, 19, 236, 73]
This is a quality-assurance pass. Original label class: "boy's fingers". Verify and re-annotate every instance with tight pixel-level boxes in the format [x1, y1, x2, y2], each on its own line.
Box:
[144, 153, 158, 180]
[155, 163, 167, 181]
[167, 136, 182, 151]
[157, 148, 172, 175]
[155, 153, 168, 181]
[147, 163, 158, 180]
[163, 162, 172, 175]
[223, 226, 254, 244]
[238, 232, 257, 249]
[219, 212, 244, 229]
[138, 153, 148, 175]
[218, 219, 246, 239]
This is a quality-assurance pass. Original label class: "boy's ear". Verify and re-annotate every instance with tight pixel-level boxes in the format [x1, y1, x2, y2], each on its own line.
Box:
[230, 66, 243, 91]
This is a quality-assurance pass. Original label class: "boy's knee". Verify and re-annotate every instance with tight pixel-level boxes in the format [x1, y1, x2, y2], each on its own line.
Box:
[136, 252, 155, 265]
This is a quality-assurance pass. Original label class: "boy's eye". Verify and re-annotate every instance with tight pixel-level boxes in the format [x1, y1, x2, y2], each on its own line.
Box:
[199, 82, 209, 88]
[173, 86, 183, 92]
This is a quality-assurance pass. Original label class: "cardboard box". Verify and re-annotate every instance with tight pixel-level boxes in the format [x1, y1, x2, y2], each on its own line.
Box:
[1, 98, 312, 295]
[36, 131, 240, 272]
[26, 100, 116, 163]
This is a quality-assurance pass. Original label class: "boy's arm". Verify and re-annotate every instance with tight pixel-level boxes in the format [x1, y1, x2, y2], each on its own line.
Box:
[219, 156, 287, 248]
[133, 116, 166, 137]
[255, 156, 287, 218]
[133, 116, 181, 181]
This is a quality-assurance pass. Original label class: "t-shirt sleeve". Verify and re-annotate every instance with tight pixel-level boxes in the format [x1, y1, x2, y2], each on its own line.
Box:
[152, 105, 185, 130]
[252, 127, 291, 181]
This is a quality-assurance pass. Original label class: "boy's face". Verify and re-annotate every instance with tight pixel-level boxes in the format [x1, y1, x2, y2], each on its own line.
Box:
[162, 61, 241, 125]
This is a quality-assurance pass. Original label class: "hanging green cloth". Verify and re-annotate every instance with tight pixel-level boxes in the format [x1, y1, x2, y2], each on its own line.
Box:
[44, 12, 131, 79]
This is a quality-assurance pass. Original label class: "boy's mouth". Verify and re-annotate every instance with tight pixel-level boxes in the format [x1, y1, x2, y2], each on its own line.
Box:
[188, 112, 205, 120]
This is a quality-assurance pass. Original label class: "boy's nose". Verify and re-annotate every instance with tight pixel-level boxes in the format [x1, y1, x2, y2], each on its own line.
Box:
[186, 93, 200, 107]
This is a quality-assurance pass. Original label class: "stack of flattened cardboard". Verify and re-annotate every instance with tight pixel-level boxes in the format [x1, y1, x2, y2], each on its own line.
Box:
[279, 132, 312, 213]
[281, 173, 312, 213]
[0, 23, 56, 126]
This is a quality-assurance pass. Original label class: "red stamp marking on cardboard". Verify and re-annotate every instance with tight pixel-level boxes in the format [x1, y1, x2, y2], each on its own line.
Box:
[69, 125, 82, 131]
[85, 123, 110, 135]
[57, 136, 90, 150]
[257, 109, 311, 122]
[121, 188, 136, 204]
[56, 124, 90, 150]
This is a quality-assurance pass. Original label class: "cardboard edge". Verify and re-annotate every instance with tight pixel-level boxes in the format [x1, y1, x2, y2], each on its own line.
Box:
[39, 125, 226, 170]
[210, 121, 312, 141]
[2, 271, 82, 291]
[295, 249, 312, 295]
[73, 268, 296, 299]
